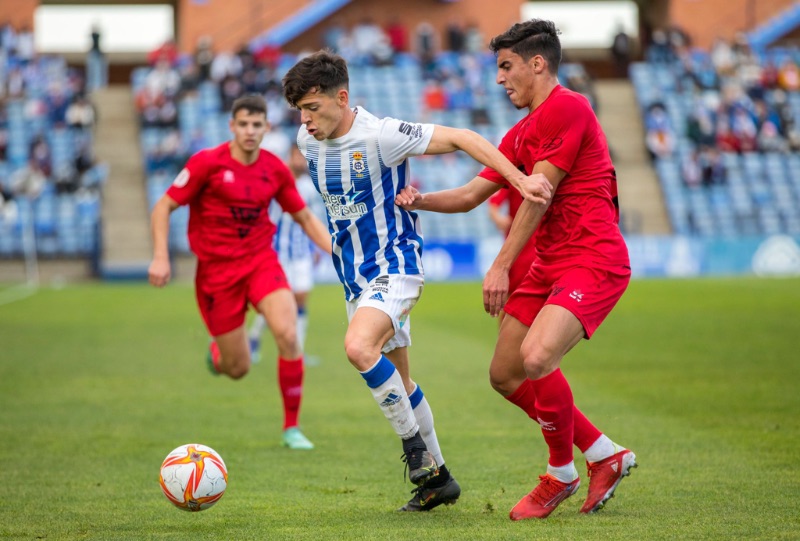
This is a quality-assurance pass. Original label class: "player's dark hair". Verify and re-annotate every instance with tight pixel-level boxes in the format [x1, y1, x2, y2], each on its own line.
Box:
[231, 95, 267, 118]
[282, 49, 349, 108]
[489, 19, 562, 74]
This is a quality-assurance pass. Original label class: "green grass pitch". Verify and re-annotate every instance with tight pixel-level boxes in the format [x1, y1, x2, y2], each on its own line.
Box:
[1, 278, 799, 540]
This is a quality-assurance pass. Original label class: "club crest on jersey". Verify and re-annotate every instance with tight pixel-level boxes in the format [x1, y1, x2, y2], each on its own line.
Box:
[223, 170, 235, 183]
[351, 151, 366, 178]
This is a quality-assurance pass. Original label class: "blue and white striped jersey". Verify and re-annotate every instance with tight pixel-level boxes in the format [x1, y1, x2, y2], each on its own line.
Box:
[296, 107, 434, 301]
[270, 173, 321, 264]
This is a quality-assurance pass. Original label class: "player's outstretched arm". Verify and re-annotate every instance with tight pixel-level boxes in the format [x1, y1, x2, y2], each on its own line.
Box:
[291, 207, 333, 256]
[424, 125, 553, 204]
[395, 176, 500, 213]
[148, 195, 179, 288]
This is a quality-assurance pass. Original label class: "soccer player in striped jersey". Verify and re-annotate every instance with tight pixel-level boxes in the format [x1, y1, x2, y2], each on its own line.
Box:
[249, 145, 323, 363]
[396, 19, 637, 520]
[282, 50, 552, 511]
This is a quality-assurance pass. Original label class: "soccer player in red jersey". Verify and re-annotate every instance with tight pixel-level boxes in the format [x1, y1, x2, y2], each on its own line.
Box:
[148, 95, 332, 450]
[395, 19, 636, 519]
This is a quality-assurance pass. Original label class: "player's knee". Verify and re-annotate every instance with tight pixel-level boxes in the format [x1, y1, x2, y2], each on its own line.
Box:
[521, 346, 559, 380]
[224, 358, 250, 380]
[272, 325, 299, 355]
[343, 334, 376, 370]
[488, 364, 521, 395]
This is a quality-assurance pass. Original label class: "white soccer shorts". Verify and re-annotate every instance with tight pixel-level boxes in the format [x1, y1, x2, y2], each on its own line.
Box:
[345, 274, 424, 353]
[280, 256, 315, 294]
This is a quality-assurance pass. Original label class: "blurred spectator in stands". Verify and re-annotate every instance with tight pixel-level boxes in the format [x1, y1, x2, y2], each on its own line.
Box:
[10, 159, 47, 200]
[210, 50, 243, 82]
[415, 22, 438, 78]
[687, 98, 717, 148]
[219, 74, 243, 112]
[446, 76, 472, 111]
[0, 21, 15, 52]
[352, 17, 393, 66]
[760, 58, 780, 90]
[66, 94, 96, 132]
[422, 79, 447, 116]
[385, 17, 408, 53]
[0, 186, 16, 224]
[145, 142, 173, 176]
[730, 106, 758, 152]
[178, 61, 202, 97]
[610, 25, 631, 78]
[29, 135, 52, 178]
[698, 147, 726, 186]
[146, 59, 181, 97]
[731, 32, 755, 66]
[265, 88, 289, 128]
[681, 149, 703, 188]
[564, 69, 598, 111]
[464, 21, 484, 54]
[710, 38, 735, 77]
[757, 120, 789, 153]
[46, 84, 70, 128]
[689, 56, 720, 91]
[715, 116, 739, 153]
[668, 26, 690, 58]
[237, 44, 256, 72]
[261, 124, 291, 162]
[644, 102, 675, 160]
[777, 58, 800, 92]
[148, 39, 178, 67]
[194, 36, 214, 81]
[646, 28, 672, 64]
[446, 18, 466, 53]
[15, 25, 34, 65]
[738, 55, 765, 99]
[86, 23, 107, 92]
[6, 66, 25, 98]
[241, 67, 266, 95]
[135, 77, 178, 127]
[252, 49, 279, 76]
[0, 122, 7, 162]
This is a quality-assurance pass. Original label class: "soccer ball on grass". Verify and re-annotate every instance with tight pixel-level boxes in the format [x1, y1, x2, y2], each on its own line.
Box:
[159, 443, 228, 511]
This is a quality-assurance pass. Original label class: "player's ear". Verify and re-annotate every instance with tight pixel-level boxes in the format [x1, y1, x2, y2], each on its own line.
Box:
[337, 88, 349, 107]
[532, 54, 546, 74]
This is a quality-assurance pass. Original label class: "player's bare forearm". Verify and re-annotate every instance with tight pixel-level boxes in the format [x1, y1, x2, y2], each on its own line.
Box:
[484, 199, 548, 316]
[395, 176, 499, 213]
[425, 126, 551, 203]
[293, 208, 332, 255]
[148, 196, 178, 287]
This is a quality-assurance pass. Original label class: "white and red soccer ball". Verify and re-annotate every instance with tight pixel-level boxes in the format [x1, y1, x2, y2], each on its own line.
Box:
[159, 443, 228, 512]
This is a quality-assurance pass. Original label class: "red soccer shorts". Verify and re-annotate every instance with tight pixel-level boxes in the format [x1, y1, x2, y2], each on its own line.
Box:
[195, 251, 290, 336]
[503, 262, 631, 338]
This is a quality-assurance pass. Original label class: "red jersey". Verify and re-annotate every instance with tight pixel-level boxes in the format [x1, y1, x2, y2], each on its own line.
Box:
[479, 85, 628, 267]
[166, 143, 305, 261]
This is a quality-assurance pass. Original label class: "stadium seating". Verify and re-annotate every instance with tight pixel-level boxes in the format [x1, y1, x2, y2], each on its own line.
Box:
[630, 46, 800, 237]
[0, 53, 106, 258]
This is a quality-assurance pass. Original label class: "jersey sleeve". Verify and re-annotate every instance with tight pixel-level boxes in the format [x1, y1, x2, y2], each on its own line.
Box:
[535, 94, 592, 174]
[272, 159, 306, 214]
[378, 117, 435, 166]
[478, 124, 518, 185]
[166, 150, 212, 205]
